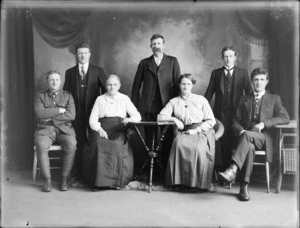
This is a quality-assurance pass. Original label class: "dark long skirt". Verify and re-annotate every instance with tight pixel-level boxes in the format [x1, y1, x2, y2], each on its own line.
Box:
[165, 129, 215, 189]
[82, 117, 134, 188]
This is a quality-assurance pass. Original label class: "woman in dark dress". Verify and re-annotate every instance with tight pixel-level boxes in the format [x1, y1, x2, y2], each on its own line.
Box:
[157, 74, 216, 192]
[82, 74, 141, 190]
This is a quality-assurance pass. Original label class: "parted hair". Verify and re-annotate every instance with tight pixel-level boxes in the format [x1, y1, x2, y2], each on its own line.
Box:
[221, 46, 237, 57]
[150, 34, 165, 43]
[178, 73, 196, 85]
[76, 43, 91, 52]
[250, 67, 269, 80]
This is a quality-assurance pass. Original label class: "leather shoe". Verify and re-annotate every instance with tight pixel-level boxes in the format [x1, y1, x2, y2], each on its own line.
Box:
[61, 176, 72, 191]
[42, 178, 52, 192]
[218, 164, 237, 183]
[238, 182, 250, 201]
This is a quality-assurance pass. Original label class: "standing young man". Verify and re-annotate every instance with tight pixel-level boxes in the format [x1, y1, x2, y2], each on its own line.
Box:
[63, 43, 107, 179]
[205, 46, 253, 170]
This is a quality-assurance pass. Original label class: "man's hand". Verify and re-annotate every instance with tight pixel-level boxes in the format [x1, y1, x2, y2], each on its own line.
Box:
[98, 128, 108, 139]
[59, 108, 66, 114]
[252, 122, 265, 133]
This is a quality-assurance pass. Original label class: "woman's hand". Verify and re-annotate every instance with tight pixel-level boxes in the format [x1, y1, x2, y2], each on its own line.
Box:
[122, 118, 131, 126]
[173, 118, 184, 130]
[184, 129, 198, 135]
[98, 127, 108, 139]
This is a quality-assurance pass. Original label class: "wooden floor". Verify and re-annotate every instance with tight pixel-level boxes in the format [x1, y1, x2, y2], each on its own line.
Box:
[1, 170, 298, 228]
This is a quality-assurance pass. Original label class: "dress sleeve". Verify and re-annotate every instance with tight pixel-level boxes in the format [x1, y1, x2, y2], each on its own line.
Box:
[89, 97, 101, 131]
[157, 100, 174, 121]
[126, 96, 142, 122]
[197, 97, 216, 132]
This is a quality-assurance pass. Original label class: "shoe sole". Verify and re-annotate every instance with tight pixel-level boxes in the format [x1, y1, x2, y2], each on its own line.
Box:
[218, 172, 235, 183]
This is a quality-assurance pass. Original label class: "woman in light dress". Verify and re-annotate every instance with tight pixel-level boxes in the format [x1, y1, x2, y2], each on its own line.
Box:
[158, 74, 217, 192]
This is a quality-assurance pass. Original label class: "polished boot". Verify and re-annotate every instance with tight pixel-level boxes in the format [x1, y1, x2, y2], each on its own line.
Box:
[238, 181, 250, 201]
[61, 176, 72, 191]
[218, 163, 237, 183]
[42, 177, 52, 192]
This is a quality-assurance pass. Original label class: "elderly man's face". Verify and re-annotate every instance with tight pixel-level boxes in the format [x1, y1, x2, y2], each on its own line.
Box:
[77, 47, 91, 65]
[150, 38, 165, 56]
[47, 73, 61, 91]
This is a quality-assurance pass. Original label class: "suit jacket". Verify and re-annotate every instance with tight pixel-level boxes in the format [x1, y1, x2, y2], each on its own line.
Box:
[131, 54, 181, 117]
[232, 92, 290, 162]
[34, 89, 76, 137]
[204, 66, 253, 121]
[63, 63, 106, 124]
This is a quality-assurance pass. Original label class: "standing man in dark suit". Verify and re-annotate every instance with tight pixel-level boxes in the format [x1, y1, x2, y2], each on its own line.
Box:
[205, 46, 253, 171]
[131, 34, 181, 169]
[218, 67, 290, 201]
[63, 43, 107, 179]
[34, 70, 76, 192]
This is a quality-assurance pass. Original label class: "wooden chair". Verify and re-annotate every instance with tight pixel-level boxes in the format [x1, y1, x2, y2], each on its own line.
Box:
[253, 150, 270, 193]
[32, 145, 62, 183]
[226, 149, 270, 193]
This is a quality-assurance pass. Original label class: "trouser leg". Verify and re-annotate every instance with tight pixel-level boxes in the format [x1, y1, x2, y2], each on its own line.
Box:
[34, 133, 55, 178]
[220, 116, 234, 170]
[73, 116, 87, 177]
[232, 131, 265, 183]
[56, 132, 77, 177]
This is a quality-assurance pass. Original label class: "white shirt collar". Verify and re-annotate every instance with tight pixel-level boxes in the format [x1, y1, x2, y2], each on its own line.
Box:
[254, 90, 265, 99]
[224, 66, 234, 72]
[78, 62, 89, 71]
[153, 54, 163, 65]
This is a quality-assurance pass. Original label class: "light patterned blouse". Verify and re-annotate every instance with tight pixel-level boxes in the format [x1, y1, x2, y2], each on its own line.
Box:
[89, 92, 141, 131]
[157, 93, 216, 132]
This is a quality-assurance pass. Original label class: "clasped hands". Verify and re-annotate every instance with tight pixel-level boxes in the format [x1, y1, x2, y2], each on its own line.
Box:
[173, 118, 199, 135]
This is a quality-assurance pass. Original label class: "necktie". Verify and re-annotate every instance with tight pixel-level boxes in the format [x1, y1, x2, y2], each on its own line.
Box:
[225, 67, 234, 77]
[81, 66, 85, 80]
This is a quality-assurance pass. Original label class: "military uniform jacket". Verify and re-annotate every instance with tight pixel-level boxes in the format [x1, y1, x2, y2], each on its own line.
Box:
[34, 89, 76, 137]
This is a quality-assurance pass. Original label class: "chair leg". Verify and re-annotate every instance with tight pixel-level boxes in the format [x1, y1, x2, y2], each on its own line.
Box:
[33, 149, 37, 183]
[265, 161, 270, 193]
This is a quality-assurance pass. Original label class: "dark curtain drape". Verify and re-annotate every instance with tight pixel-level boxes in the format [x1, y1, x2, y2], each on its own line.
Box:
[234, 6, 298, 119]
[2, 8, 35, 169]
[32, 9, 90, 54]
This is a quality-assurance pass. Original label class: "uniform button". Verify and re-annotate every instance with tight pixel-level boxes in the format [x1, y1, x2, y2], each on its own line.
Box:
[53, 102, 56, 105]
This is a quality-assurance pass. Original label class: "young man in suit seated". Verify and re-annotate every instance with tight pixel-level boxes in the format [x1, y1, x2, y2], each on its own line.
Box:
[34, 70, 77, 192]
[218, 67, 290, 201]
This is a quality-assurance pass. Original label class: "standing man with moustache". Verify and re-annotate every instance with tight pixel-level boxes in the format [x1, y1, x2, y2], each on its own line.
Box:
[63, 43, 107, 180]
[204, 46, 253, 173]
[131, 34, 181, 171]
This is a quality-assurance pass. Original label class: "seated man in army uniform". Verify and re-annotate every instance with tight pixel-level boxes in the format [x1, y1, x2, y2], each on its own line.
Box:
[34, 70, 77, 192]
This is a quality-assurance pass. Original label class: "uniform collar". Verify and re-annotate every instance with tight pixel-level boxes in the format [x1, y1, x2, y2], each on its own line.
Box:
[48, 89, 62, 97]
